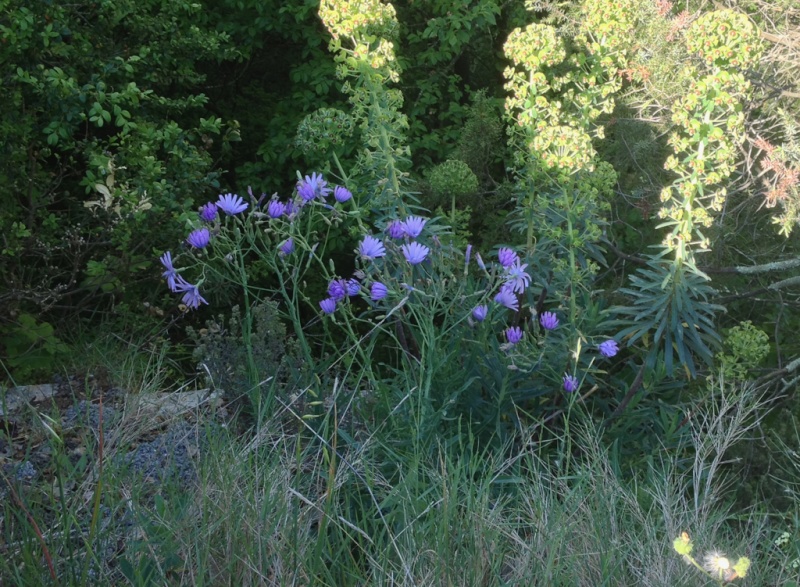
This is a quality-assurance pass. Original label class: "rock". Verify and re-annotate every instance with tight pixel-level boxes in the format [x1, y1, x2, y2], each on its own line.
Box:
[122, 422, 205, 485]
[63, 400, 118, 431]
[0, 384, 57, 417]
[134, 389, 222, 419]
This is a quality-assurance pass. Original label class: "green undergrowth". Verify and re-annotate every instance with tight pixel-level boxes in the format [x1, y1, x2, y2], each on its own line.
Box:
[2, 342, 800, 586]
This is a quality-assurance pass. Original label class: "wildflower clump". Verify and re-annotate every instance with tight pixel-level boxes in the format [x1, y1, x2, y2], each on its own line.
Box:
[673, 533, 751, 583]
[155, 170, 621, 432]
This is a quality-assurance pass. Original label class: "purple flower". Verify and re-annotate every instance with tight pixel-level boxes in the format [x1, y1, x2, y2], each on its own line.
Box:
[217, 193, 248, 216]
[386, 220, 405, 239]
[297, 172, 331, 202]
[498, 247, 519, 268]
[279, 238, 295, 256]
[494, 285, 519, 312]
[472, 305, 488, 322]
[563, 374, 579, 393]
[319, 298, 337, 314]
[401, 216, 427, 238]
[505, 326, 523, 345]
[328, 279, 347, 301]
[346, 279, 360, 296]
[539, 311, 559, 331]
[334, 186, 352, 203]
[187, 228, 211, 249]
[504, 259, 531, 294]
[401, 241, 430, 265]
[476, 253, 486, 271]
[359, 235, 386, 260]
[267, 200, 286, 218]
[284, 200, 297, 219]
[465, 244, 472, 266]
[199, 202, 218, 222]
[160, 251, 178, 291]
[598, 339, 619, 358]
[174, 277, 208, 310]
[370, 282, 388, 301]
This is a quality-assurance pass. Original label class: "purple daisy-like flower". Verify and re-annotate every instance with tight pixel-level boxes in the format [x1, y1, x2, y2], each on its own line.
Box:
[401, 216, 427, 238]
[346, 278, 360, 296]
[297, 172, 331, 202]
[563, 374, 579, 393]
[370, 282, 388, 301]
[328, 279, 347, 301]
[217, 193, 248, 215]
[199, 202, 218, 222]
[284, 200, 298, 219]
[497, 247, 519, 268]
[504, 259, 531, 294]
[505, 326, 524, 345]
[160, 251, 178, 291]
[539, 311, 559, 331]
[319, 298, 337, 314]
[334, 186, 352, 203]
[494, 285, 519, 312]
[401, 241, 430, 265]
[359, 235, 386, 260]
[386, 220, 405, 239]
[598, 339, 619, 358]
[279, 238, 295, 256]
[267, 200, 286, 218]
[472, 305, 488, 322]
[174, 276, 208, 310]
[187, 228, 211, 249]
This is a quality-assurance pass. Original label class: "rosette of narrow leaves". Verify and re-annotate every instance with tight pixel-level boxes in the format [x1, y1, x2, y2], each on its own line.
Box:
[613, 252, 723, 377]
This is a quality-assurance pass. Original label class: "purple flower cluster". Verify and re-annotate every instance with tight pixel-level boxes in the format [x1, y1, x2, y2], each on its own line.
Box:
[279, 238, 295, 256]
[370, 282, 388, 301]
[267, 200, 286, 218]
[217, 193, 248, 215]
[539, 311, 559, 331]
[497, 247, 518, 268]
[494, 285, 519, 312]
[598, 339, 619, 358]
[505, 326, 523, 345]
[199, 202, 218, 222]
[319, 276, 362, 314]
[562, 374, 579, 393]
[297, 172, 332, 202]
[359, 235, 386, 260]
[334, 186, 352, 203]
[401, 242, 429, 265]
[402, 216, 426, 239]
[386, 220, 405, 239]
[187, 228, 210, 249]
[159, 252, 208, 310]
[504, 259, 531, 294]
